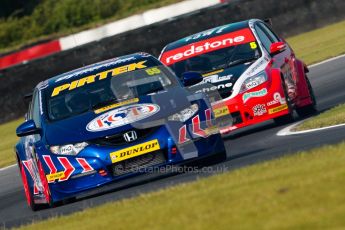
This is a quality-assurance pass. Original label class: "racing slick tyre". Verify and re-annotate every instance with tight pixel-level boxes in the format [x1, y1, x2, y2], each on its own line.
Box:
[20, 163, 40, 211]
[37, 159, 55, 208]
[274, 78, 294, 125]
[296, 76, 317, 117]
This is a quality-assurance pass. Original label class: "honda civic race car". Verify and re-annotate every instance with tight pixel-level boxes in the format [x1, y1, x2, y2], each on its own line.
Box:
[15, 53, 226, 210]
[159, 19, 317, 133]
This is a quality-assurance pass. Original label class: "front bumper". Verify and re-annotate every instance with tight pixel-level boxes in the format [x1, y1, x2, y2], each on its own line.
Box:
[41, 126, 224, 202]
[215, 78, 290, 134]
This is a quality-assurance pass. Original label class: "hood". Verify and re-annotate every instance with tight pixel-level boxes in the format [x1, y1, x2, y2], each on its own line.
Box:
[45, 86, 193, 145]
[194, 62, 252, 99]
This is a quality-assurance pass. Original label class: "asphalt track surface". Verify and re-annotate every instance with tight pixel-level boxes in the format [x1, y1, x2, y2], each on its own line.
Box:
[1, 55, 345, 229]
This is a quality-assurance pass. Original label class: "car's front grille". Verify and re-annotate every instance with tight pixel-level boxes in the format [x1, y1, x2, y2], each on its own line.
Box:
[90, 127, 159, 146]
[110, 150, 166, 176]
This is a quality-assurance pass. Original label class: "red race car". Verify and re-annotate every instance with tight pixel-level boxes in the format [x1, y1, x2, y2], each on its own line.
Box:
[159, 19, 316, 134]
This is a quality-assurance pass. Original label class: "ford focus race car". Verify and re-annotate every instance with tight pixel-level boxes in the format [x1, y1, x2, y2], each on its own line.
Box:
[15, 53, 226, 210]
[159, 19, 317, 133]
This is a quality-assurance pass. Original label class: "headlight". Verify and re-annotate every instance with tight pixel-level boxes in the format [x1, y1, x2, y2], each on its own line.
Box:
[240, 72, 267, 93]
[50, 142, 88, 156]
[168, 104, 199, 122]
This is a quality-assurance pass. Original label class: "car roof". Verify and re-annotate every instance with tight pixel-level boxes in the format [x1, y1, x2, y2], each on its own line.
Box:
[163, 20, 251, 52]
[38, 52, 156, 89]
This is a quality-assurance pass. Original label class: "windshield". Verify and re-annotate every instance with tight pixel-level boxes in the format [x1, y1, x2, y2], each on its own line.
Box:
[45, 64, 177, 121]
[168, 42, 261, 79]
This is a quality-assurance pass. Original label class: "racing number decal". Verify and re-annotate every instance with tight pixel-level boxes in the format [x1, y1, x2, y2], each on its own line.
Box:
[250, 42, 257, 49]
[145, 67, 161, 75]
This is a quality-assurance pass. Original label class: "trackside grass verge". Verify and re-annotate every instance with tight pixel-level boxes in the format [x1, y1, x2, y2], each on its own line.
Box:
[287, 20, 345, 65]
[18, 142, 345, 230]
[0, 119, 22, 168]
[294, 104, 345, 131]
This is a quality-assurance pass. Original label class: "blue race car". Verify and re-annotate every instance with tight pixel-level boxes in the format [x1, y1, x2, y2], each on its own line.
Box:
[15, 53, 226, 210]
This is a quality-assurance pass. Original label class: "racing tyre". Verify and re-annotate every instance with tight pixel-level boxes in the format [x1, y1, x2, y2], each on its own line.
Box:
[20, 163, 39, 211]
[274, 78, 294, 125]
[37, 159, 55, 208]
[296, 77, 317, 117]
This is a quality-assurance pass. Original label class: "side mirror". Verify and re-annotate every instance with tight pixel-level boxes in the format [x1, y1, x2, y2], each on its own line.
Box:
[270, 42, 286, 55]
[182, 72, 203, 87]
[16, 120, 40, 137]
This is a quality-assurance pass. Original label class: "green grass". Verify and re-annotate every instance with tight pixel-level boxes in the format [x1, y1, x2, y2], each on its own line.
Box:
[294, 104, 345, 131]
[287, 20, 345, 65]
[18, 142, 345, 230]
[0, 118, 23, 168]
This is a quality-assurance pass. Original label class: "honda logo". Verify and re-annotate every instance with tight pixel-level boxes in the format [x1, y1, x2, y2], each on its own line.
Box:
[123, 131, 137, 142]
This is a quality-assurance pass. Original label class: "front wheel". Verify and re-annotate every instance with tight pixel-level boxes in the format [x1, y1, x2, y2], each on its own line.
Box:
[20, 163, 39, 211]
[296, 76, 317, 117]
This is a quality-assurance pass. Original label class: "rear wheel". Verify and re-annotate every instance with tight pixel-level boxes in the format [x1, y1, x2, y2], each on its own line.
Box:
[274, 79, 294, 125]
[296, 76, 317, 117]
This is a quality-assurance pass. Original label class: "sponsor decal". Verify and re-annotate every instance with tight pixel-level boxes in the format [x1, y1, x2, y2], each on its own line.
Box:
[269, 104, 288, 114]
[46, 171, 65, 181]
[213, 106, 230, 118]
[267, 92, 286, 106]
[242, 88, 267, 103]
[161, 28, 256, 65]
[243, 56, 269, 77]
[202, 74, 233, 84]
[252, 104, 267, 116]
[87, 104, 160, 132]
[51, 61, 147, 97]
[195, 82, 233, 93]
[55, 57, 137, 83]
[94, 98, 139, 114]
[202, 69, 224, 77]
[43, 155, 93, 183]
[110, 139, 160, 163]
[185, 26, 229, 42]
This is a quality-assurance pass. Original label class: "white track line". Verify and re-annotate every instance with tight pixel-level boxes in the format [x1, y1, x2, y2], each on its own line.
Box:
[277, 54, 345, 136]
[308, 53, 345, 68]
[0, 164, 16, 172]
[277, 121, 345, 136]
